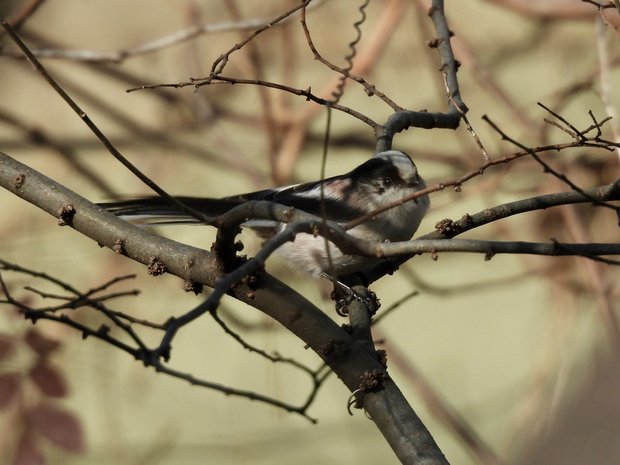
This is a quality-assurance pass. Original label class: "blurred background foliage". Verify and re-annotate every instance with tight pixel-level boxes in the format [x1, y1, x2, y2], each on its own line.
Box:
[0, 1, 619, 464]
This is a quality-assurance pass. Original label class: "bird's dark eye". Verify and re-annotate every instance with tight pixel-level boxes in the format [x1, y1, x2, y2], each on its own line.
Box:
[377, 177, 393, 195]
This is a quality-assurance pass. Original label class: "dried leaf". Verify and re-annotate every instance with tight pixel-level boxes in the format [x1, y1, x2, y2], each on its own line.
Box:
[0, 372, 21, 410]
[29, 362, 68, 398]
[28, 404, 85, 453]
[0, 334, 17, 362]
[24, 330, 61, 357]
[12, 434, 46, 465]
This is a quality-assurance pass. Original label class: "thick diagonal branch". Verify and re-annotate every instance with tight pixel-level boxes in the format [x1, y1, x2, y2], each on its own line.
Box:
[0, 150, 450, 465]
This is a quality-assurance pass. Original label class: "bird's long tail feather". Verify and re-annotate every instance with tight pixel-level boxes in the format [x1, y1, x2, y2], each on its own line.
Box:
[99, 196, 241, 225]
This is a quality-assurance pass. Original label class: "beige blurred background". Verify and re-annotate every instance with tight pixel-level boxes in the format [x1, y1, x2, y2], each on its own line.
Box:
[1, 1, 619, 464]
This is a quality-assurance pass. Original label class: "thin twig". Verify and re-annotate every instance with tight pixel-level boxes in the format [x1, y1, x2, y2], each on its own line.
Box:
[483, 113, 620, 213]
[208, 0, 314, 80]
[1, 21, 212, 225]
[209, 309, 316, 376]
[299, 0, 402, 111]
[0, 1, 327, 63]
[0, 261, 321, 421]
[129, 75, 380, 129]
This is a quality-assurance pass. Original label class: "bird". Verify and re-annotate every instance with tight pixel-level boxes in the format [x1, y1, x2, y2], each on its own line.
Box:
[100, 150, 429, 281]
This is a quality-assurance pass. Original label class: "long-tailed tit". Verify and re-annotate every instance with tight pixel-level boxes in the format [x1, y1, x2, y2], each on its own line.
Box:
[101, 150, 429, 280]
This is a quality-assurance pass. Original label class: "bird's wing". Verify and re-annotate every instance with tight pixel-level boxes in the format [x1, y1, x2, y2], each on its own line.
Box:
[100, 173, 363, 225]
[225, 175, 363, 223]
